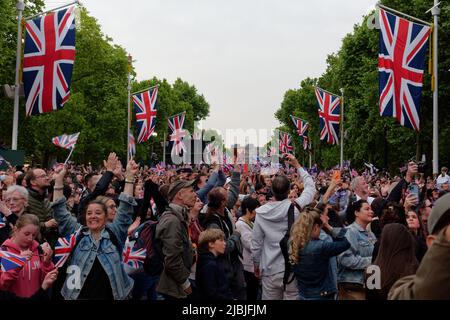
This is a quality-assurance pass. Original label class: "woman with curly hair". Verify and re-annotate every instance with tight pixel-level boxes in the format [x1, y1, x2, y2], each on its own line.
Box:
[289, 208, 350, 300]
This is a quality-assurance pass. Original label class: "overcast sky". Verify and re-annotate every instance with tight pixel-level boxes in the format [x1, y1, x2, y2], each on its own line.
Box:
[49, 0, 377, 146]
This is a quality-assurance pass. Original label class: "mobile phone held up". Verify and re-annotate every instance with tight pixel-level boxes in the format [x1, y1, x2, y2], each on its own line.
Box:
[407, 183, 420, 199]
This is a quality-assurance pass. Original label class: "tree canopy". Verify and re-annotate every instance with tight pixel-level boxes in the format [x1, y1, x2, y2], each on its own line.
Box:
[275, 0, 449, 173]
[0, 3, 209, 166]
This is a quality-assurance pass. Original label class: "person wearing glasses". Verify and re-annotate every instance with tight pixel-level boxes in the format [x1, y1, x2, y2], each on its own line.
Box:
[0, 185, 29, 244]
[23, 169, 58, 245]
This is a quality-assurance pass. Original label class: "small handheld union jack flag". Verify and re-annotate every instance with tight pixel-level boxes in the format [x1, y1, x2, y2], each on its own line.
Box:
[168, 112, 187, 157]
[315, 87, 341, 145]
[23, 6, 76, 116]
[122, 240, 146, 269]
[53, 227, 82, 268]
[155, 163, 165, 175]
[291, 115, 309, 151]
[378, 8, 430, 131]
[52, 132, 80, 150]
[0, 251, 27, 272]
[279, 131, 293, 154]
[133, 86, 158, 143]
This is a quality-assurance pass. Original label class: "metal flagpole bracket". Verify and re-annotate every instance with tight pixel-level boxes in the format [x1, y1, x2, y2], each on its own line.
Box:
[426, 2, 441, 14]
[16, 0, 24, 10]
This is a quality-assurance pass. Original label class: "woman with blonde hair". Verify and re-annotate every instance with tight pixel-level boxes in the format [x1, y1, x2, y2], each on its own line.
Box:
[289, 208, 350, 300]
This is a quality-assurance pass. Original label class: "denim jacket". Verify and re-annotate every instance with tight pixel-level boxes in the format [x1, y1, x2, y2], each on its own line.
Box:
[293, 228, 350, 299]
[52, 193, 137, 300]
[337, 222, 376, 285]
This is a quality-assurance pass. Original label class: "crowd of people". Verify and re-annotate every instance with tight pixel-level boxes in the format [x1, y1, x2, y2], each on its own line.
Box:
[0, 153, 449, 300]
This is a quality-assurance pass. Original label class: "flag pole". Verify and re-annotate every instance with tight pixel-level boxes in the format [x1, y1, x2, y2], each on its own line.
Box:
[12, 0, 24, 151]
[25, 0, 79, 20]
[64, 148, 75, 165]
[315, 86, 340, 98]
[340, 88, 345, 169]
[309, 141, 312, 169]
[430, 1, 440, 176]
[126, 54, 132, 162]
[162, 131, 166, 165]
[131, 84, 159, 96]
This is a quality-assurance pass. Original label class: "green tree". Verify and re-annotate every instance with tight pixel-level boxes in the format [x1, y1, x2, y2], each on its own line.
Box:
[0, 5, 210, 166]
[275, 0, 450, 173]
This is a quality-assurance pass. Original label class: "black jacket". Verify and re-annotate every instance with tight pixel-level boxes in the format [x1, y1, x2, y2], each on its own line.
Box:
[140, 180, 168, 221]
[0, 213, 18, 245]
[196, 251, 233, 300]
[77, 171, 114, 224]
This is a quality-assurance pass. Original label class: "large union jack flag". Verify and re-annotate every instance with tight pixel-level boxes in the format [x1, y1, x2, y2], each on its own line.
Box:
[23, 6, 76, 116]
[291, 115, 309, 150]
[315, 87, 340, 145]
[133, 86, 158, 143]
[52, 132, 79, 149]
[0, 251, 27, 272]
[168, 112, 187, 157]
[378, 8, 431, 131]
[279, 131, 293, 154]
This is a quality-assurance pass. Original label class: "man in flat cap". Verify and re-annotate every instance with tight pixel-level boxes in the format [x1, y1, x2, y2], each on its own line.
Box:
[155, 179, 197, 300]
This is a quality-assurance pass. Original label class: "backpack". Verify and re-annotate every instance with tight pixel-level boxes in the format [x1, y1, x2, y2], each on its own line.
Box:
[279, 203, 295, 289]
[127, 219, 164, 276]
[51, 226, 120, 300]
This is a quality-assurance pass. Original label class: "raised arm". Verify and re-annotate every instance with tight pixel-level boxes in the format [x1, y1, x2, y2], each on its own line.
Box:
[141, 177, 168, 220]
[52, 165, 80, 236]
[284, 154, 315, 210]
[108, 159, 138, 245]
[227, 165, 241, 210]
[196, 166, 220, 203]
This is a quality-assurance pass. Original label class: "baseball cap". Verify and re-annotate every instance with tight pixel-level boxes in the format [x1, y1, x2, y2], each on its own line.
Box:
[427, 192, 450, 235]
[167, 180, 195, 201]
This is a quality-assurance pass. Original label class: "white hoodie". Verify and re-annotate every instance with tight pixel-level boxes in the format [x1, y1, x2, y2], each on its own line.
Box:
[251, 167, 315, 276]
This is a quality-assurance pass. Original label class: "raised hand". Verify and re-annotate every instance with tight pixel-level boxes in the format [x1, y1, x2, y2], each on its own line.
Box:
[104, 152, 119, 172]
[284, 154, 301, 169]
[113, 161, 124, 180]
[41, 242, 53, 263]
[0, 200, 12, 216]
[20, 249, 33, 261]
[126, 159, 139, 180]
[41, 269, 59, 290]
[53, 164, 67, 183]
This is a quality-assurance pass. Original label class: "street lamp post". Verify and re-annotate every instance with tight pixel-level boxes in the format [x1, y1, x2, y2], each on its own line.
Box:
[12, 0, 25, 150]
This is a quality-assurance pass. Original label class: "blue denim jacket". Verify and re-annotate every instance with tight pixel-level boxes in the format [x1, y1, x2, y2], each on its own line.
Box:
[319, 230, 338, 291]
[52, 193, 137, 300]
[337, 222, 377, 285]
[293, 228, 350, 299]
